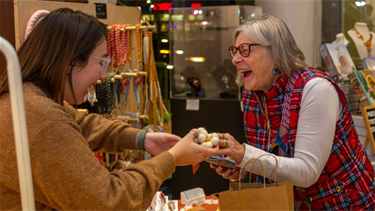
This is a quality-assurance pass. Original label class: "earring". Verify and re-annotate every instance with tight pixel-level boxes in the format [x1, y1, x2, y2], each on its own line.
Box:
[272, 68, 279, 75]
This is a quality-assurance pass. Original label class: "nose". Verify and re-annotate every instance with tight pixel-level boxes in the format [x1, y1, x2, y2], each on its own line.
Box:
[232, 51, 242, 65]
[100, 72, 107, 80]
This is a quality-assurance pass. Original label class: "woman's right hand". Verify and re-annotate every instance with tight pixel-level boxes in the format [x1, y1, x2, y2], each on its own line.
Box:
[217, 133, 245, 163]
[168, 130, 220, 166]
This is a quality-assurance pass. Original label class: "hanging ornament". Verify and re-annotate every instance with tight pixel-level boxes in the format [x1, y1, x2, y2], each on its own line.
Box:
[87, 85, 97, 106]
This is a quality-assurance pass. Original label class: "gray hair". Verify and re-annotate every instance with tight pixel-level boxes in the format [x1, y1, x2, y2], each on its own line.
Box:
[233, 14, 308, 85]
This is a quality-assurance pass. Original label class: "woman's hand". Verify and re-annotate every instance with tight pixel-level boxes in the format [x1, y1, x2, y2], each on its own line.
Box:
[217, 133, 245, 163]
[210, 162, 249, 181]
[144, 132, 181, 156]
[168, 130, 220, 166]
[210, 163, 240, 180]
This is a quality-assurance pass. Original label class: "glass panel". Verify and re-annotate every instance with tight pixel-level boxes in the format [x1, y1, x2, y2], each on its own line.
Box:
[343, 0, 375, 67]
[141, 14, 154, 22]
[159, 14, 170, 22]
[321, 0, 375, 69]
[169, 6, 262, 100]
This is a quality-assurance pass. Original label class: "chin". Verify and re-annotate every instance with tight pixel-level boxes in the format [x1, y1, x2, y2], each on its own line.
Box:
[244, 84, 255, 91]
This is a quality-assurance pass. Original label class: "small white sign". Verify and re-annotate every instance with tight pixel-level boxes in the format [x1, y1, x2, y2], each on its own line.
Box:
[186, 99, 199, 111]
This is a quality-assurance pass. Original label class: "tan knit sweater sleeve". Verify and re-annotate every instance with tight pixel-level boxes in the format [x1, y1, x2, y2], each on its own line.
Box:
[63, 101, 139, 153]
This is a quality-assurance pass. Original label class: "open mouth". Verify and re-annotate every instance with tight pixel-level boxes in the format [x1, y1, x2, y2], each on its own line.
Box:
[241, 70, 252, 78]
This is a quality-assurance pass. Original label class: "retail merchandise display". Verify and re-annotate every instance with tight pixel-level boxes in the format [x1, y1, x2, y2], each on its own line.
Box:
[319, 43, 356, 82]
[350, 70, 375, 106]
[74, 21, 171, 171]
[319, 42, 359, 114]
[360, 105, 375, 155]
[362, 57, 375, 71]
[332, 33, 350, 47]
[347, 22, 375, 59]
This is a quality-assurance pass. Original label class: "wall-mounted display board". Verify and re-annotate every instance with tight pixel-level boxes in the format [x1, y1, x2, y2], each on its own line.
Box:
[13, 0, 142, 113]
[361, 105, 375, 155]
[14, 0, 140, 49]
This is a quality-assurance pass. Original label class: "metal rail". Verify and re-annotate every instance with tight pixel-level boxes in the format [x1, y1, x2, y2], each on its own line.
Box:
[0, 36, 35, 211]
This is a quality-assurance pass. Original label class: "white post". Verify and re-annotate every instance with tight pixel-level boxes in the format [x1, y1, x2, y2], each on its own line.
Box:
[0, 36, 35, 211]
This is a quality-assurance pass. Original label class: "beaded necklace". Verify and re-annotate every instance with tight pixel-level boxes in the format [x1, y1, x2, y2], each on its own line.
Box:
[143, 30, 149, 65]
[140, 31, 150, 118]
[110, 26, 117, 67]
[127, 24, 132, 62]
[353, 26, 373, 53]
[135, 24, 143, 71]
[121, 24, 128, 65]
[107, 25, 114, 66]
[114, 24, 121, 67]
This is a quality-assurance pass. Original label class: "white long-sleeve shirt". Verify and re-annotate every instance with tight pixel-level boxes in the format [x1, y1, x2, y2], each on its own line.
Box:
[238, 77, 343, 188]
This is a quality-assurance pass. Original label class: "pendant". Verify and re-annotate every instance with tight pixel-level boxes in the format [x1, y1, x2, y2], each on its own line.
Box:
[222, 75, 229, 89]
[365, 40, 373, 53]
[193, 79, 200, 88]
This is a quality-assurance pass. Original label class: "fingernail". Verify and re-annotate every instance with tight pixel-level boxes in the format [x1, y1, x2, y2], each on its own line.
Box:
[218, 150, 222, 153]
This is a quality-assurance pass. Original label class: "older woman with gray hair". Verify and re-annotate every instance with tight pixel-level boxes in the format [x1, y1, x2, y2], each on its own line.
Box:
[211, 14, 375, 210]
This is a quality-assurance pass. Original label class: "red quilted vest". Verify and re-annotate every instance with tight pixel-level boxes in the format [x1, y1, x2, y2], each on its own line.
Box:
[242, 68, 375, 210]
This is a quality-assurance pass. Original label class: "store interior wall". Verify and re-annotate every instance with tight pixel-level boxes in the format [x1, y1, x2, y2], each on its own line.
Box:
[170, 98, 246, 199]
[0, 0, 15, 75]
[255, 0, 322, 68]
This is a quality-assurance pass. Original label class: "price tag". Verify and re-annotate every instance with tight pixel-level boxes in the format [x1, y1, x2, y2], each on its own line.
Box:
[133, 74, 144, 86]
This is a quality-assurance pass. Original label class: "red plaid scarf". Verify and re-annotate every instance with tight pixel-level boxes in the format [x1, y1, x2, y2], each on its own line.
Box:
[243, 68, 375, 210]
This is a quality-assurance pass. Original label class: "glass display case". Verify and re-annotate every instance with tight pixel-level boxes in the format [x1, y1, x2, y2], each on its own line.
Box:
[321, 0, 375, 68]
[169, 5, 262, 100]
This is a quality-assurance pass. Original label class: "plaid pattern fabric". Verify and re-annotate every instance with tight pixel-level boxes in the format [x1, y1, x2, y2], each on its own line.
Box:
[242, 68, 375, 210]
[243, 75, 286, 153]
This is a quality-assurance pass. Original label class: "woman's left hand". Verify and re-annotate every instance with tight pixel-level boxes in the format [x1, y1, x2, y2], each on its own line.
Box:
[144, 132, 181, 156]
[218, 133, 245, 163]
[210, 163, 241, 180]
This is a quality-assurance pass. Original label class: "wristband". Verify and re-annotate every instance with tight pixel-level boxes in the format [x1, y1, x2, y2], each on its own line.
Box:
[136, 129, 147, 150]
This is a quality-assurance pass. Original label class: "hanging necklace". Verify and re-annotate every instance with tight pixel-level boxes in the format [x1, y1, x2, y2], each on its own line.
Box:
[353, 26, 373, 53]
[127, 24, 132, 63]
[135, 24, 143, 71]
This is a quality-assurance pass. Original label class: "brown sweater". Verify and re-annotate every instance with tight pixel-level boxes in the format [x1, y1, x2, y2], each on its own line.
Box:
[0, 83, 175, 210]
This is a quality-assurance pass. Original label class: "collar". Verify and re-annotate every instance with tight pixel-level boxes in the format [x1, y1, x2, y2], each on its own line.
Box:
[251, 74, 288, 101]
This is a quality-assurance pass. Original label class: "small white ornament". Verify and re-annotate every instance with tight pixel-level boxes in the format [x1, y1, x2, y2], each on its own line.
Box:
[200, 130, 208, 136]
[207, 133, 212, 138]
[197, 134, 206, 143]
[200, 142, 207, 147]
[210, 137, 219, 146]
[205, 142, 213, 148]
[211, 133, 219, 138]
[197, 127, 205, 132]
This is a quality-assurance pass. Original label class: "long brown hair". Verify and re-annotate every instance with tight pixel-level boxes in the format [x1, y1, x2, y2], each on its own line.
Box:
[0, 8, 107, 104]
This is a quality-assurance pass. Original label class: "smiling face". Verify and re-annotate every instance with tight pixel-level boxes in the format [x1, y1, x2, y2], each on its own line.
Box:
[64, 39, 107, 105]
[232, 32, 277, 91]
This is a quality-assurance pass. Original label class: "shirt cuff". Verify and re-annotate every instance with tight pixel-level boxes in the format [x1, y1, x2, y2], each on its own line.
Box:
[135, 130, 148, 150]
